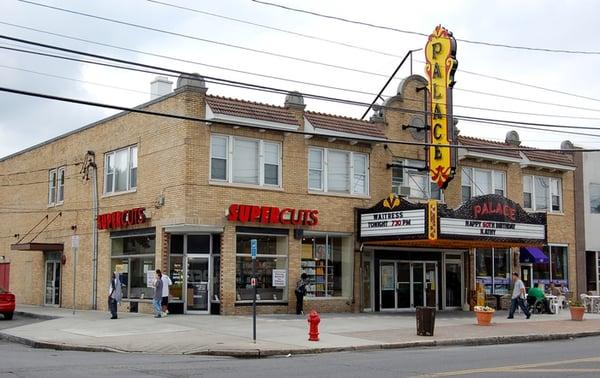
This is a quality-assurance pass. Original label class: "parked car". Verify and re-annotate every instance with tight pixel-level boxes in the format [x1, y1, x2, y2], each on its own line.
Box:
[0, 287, 15, 320]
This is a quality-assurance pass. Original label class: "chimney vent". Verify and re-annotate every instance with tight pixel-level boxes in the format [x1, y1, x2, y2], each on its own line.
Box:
[150, 76, 173, 100]
[284, 91, 305, 110]
[505, 130, 521, 146]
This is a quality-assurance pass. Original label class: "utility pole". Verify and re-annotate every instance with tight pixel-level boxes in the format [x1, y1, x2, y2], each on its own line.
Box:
[81, 151, 99, 310]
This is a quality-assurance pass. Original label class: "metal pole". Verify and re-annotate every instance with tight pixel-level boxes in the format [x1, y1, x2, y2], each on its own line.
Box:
[90, 157, 99, 310]
[72, 244, 77, 315]
[252, 256, 256, 343]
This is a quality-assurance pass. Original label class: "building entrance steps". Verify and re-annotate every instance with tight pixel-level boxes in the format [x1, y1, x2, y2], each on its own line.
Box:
[2, 305, 600, 357]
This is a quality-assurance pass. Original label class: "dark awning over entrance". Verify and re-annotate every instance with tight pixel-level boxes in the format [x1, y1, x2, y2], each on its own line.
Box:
[10, 243, 64, 251]
[520, 247, 549, 264]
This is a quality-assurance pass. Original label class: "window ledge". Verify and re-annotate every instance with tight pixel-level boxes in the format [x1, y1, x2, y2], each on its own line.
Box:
[102, 189, 137, 198]
[235, 301, 288, 306]
[308, 190, 370, 199]
[524, 209, 564, 216]
[209, 180, 284, 192]
[305, 296, 351, 301]
[47, 201, 64, 208]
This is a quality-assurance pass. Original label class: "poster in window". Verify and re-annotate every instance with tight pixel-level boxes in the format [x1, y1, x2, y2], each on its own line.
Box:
[272, 269, 287, 287]
[146, 271, 156, 288]
[381, 265, 395, 290]
[315, 244, 326, 260]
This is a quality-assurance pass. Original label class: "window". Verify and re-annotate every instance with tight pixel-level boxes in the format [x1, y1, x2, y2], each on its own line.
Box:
[523, 175, 562, 212]
[301, 234, 353, 297]
[475, 248, 511, 295]
[210, 135, 281, 187]
[531, 245, 568, 288]
[236, 234, 288, 302]
[48, 167, 65, 205]
[308, 147, 369, 195]
[110, 232, 156, 300]
[104, 145, 137, 194]
[461, 167, 506, 202]
[591, 183, 600, 214]
[391, 158, 441, 200]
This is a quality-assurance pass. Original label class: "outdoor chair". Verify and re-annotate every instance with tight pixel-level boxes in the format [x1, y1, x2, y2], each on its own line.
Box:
[526, 296, 546, 314]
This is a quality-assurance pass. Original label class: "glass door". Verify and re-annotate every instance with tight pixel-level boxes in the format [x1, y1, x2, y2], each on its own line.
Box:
[362, 254, 372, 311]
[412, 263, 424, 308]
[521, 264, 533, 291]
[186, 256, 210, 314]
[396, 262, 411, 309]
[445, 261, 462, 308]
[45, 261, 60, 306]
[380, 261, 396, 310]
[425, 263, 437, 308]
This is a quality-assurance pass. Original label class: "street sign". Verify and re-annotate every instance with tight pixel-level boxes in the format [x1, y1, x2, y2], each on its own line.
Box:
[71, 235, 80, 249]
[250, 277, 257, 286]
[250, 239, 257, 259]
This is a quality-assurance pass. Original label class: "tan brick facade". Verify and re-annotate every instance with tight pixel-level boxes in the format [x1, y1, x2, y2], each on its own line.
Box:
[0, 75, 578, 316]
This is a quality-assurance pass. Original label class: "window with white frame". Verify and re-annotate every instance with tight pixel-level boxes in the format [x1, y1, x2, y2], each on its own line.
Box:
[523, 175, 562, 212]
[48, 167, 65, 205]
[308, 147, 369, 195]
[210, 135, 281, 187]
[104, 145, 137, 194]
[391, 158, 441, 200]
[590, 183, 600, 214]
[461, 167, 506, 202]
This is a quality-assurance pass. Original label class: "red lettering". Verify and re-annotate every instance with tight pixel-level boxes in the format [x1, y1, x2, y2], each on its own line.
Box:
[474, 205, 481, 218]
[239, 205, 251, 222]
[269, 207, 280, 223]
[260, 206, 271, 224]
[307, 210, 319, 226]
[250, 206, 261, 223]
[228, 204, 240, 221]
[138, 208, 146, 224]
[279, 208, 292, 225]
[291, 209, 303, 225]
[122, 211, 129, 226]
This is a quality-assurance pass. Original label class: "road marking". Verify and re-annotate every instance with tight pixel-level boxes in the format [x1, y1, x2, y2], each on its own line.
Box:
[415, 356, 600, 377]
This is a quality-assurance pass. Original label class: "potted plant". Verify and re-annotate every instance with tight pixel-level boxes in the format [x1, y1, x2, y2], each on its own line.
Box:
[474, 305, 495, 326]
[568, 299, 585, 321]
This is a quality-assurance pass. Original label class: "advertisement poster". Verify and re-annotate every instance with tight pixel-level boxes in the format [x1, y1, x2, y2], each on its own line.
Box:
[146, 271, 156, 288]
[272, 269, 287, 287]
[381, 265, 395, 290]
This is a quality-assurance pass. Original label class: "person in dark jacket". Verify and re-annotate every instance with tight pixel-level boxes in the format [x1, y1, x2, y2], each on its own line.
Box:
[108, 272, 122, 319]
[153, 269, 163, 318]
[295, 273, 310, 315]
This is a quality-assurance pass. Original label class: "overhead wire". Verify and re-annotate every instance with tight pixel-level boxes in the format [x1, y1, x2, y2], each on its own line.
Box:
[251, 0, 600, 55]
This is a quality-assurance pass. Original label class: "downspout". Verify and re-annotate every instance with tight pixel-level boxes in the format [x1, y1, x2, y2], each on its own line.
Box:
[87, 152, 99, 310]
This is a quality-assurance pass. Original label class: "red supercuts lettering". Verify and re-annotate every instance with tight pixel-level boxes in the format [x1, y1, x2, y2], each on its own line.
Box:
[228, 204, 319, 226]
[97, 208, 147, 230]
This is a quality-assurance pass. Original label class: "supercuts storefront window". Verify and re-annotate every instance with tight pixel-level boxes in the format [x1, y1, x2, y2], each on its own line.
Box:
[110, 228, 156, 300]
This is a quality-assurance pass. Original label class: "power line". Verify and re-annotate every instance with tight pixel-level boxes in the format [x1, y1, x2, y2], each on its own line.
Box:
[3, 22, 600, 117]
[2, 37, 600, 136]
[251, 0, 600, 55]
[2, 85, 600, 151]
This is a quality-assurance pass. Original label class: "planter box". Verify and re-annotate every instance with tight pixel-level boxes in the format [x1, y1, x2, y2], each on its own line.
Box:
[475, 310, 494, 326]
[570, 306, 585, 321]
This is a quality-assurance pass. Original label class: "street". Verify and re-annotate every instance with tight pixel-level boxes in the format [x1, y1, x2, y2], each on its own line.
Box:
[1, 315, 599, 378]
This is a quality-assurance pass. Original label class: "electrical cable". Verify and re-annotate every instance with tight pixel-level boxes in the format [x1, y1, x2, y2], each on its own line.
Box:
[251, 0, 600, 55]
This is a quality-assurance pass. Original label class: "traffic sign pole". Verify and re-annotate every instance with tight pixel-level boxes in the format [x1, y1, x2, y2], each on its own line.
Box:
[250, 239, 257, 343]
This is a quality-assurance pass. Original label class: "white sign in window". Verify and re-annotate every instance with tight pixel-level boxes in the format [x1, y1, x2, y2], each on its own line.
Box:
[272, 269, 287, 287]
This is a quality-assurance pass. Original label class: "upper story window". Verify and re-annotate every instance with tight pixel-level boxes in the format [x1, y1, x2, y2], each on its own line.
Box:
[391, 158, 441, 200]
[104, 145, 137, 195]
[48, 167, 65, 205]
[523, 175, 562, 212]
[210, 135, 281, 187]
[461, 167, 506, 202]
[590, 183, 600, 214]
[308, 147, 368, 196]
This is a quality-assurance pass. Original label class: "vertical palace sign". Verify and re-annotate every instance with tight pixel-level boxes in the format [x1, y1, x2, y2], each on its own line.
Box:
[425, 25, 458, 189]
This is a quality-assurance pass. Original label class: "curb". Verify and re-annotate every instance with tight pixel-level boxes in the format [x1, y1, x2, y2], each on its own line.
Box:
[2, 329, 600, 358]
[14, 311, 59, 321]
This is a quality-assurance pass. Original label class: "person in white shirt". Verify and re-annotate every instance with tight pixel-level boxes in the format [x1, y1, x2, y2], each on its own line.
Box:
[507, 272, 531, 319]
[161, 273, 172, 317]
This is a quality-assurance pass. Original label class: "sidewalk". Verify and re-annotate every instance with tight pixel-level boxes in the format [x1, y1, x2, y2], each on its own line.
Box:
[2, 305, 600, 357]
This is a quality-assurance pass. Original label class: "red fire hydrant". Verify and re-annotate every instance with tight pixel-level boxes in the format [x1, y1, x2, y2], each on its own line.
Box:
[308, 310, 320, 341]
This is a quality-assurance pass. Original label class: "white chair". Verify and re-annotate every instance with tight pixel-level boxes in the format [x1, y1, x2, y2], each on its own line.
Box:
[581, 294, 591, 312]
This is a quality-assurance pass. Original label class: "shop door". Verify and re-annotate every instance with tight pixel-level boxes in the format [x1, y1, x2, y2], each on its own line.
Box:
[521, 264, 533, 291]
[44, 261, 60, 306]
[186, 256, 210, 314]
[379, 261, 437, 311]
[445, 261, 463, 308]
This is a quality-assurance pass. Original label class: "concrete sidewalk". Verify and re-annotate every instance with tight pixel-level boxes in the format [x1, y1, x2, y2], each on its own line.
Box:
[2, 305, 600, 357]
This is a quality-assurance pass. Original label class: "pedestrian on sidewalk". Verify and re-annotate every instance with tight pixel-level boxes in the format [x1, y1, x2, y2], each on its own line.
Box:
[153, 269, 164, 318]
[108, 272, 122, 319]
[508, 272, 531, 319]
[161, 272, 172, 317]
[295, 273, 309, 315]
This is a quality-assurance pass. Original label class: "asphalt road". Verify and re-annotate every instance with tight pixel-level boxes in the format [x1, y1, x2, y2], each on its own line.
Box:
[0, 321, 599, 378]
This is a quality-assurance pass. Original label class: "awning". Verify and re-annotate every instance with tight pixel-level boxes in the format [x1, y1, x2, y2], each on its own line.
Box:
[520, 247, 549, 263]
[10, 243, 64, 251]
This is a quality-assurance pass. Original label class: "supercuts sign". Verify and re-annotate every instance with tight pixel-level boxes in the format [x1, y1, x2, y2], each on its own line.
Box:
[97, 208, 146, 230]
[438, 194, 546, 243]
[228, 204, 318, 226]
[425, 25, 458, 189]
[357, 194, 428, 241]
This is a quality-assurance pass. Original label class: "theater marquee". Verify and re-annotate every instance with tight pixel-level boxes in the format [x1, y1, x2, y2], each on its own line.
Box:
[425, 25, 458, 189]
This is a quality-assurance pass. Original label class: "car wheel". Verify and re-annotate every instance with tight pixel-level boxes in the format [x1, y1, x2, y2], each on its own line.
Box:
[3, 312, 13, 320]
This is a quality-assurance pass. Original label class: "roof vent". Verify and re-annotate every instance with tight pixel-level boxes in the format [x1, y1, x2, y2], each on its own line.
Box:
[505, 130, 521, 146]
[561, 140, 574, 150]
[370, 104, 384, 122]
[284, 91, 305, 110]
[176, 73, 207, 93]
[150, 76, 173, 100]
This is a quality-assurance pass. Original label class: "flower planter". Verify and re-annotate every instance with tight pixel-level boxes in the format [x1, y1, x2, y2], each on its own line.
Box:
[474, 310, 494, 326]
[570, 306, 585, 321]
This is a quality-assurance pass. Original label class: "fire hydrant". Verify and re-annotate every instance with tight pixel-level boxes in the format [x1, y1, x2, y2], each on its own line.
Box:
[307, 310, 320, 341]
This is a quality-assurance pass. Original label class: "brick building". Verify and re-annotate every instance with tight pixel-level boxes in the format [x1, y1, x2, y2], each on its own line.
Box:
[0, 74, 577, 315]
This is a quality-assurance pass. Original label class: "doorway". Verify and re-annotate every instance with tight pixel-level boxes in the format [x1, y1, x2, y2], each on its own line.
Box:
[44, 260, 61, 306]
[185, 255, 210, 314]
[445, 259, 463, 309]
[521, 264, 533, 290]
[380, 261, 437, 311]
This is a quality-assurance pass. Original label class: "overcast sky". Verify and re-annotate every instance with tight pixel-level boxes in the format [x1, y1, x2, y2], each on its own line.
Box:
[1, 0, 599, 158]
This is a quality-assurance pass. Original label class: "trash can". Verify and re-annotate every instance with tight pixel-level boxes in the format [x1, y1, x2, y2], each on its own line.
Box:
[129, 301, 138, 313]
[416, 306, 436, 336]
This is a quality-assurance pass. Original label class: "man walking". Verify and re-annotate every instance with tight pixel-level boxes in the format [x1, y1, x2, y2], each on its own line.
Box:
[508, 272, 531, 319]
[153, 269, 163, 318]
[108, 272, 122, 319]
[161, 272, 172, 317]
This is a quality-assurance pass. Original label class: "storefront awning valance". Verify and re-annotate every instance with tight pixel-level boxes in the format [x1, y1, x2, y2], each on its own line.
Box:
[519, 247, 549, 263]
[10, 242, 64, 251]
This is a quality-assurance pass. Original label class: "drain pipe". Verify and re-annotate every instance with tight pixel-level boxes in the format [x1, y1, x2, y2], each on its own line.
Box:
[87, 151, 99, 310]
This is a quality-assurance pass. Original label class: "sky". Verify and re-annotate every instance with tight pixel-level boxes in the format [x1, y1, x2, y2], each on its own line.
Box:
[1, 0, 599, 158]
